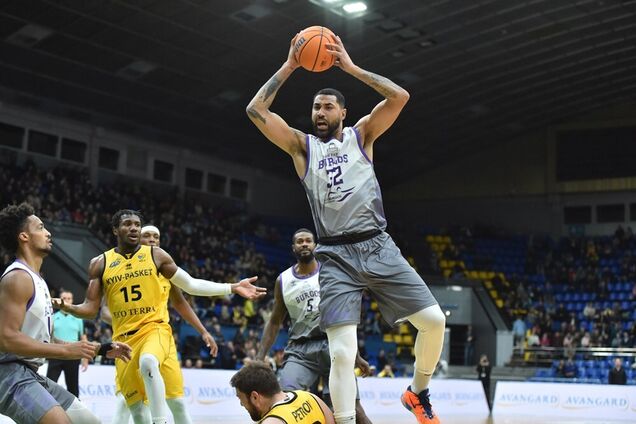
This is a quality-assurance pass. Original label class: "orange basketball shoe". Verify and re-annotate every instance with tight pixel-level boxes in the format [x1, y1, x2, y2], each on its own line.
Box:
[401, 386, 440, 424]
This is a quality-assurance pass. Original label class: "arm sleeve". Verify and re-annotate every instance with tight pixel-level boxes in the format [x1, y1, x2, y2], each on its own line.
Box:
[169, 267, 232, 297]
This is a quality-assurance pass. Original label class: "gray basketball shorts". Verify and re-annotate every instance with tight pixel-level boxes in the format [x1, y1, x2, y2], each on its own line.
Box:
[278, 338, 331, 394]
[277, 338, 359, 399]
[316, 231, 438, 330]
[0, 361, 76, 424]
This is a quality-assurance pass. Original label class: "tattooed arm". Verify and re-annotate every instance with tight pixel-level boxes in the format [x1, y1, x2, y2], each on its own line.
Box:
[326, 36, 409, 155]
[246, 35, 307, 177]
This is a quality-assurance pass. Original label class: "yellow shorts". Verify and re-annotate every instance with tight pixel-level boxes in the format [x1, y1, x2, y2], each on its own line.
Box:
[114, 321, 184, 406]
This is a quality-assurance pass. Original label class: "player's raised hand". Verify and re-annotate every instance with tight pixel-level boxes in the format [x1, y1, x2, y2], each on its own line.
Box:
[202, 332, 218, 357]
[326, 35, 355, 72]
[103, 342, 133, 362]
[286, 34, 301, 70]
[232, 276, 267, 300]
[51, 297, 71, 312]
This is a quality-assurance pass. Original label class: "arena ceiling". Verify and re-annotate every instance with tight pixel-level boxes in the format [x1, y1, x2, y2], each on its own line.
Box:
[0, 0, 635, 186]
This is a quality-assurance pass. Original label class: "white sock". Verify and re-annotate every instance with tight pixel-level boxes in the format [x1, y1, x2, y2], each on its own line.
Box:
[326, 324, 357, 423]
[139, 353, 169, 424]
[112, 393, 132, 424]
[129, 401, 152, 424]
[334, 412, 356, 424]
[167, 398, 193, 424]
[407, 304, 446, 393]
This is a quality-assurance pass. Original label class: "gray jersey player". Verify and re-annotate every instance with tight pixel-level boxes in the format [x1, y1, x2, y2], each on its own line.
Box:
[0, 202, 131, 424]
[247, 34, 446, 424]
[256, 229, 371, 424]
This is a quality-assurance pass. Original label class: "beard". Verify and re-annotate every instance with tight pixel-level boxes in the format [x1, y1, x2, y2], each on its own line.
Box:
[312, 119, 340, 140]
[245, 401, 261, 421]
[294, 250, 315, 264]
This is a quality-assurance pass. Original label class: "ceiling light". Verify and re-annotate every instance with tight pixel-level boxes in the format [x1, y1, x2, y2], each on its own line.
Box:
[343, 2, 367, 13]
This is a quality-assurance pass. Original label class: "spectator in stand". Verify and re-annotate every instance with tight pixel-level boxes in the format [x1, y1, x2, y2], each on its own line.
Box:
[583, 302, 596, 319]
[580, 331, 591, 348]
[609, 358, 627, 385]
[563, 357, 577, 378]
[526, 328, 540, 348]
[377, 364, 395, 378]
[512, 315, 526, 348]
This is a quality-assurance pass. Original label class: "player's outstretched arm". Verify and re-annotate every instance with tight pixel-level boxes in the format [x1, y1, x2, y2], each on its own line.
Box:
[169, 286, 218, 357]
[256, 276, 287, 361]
[154, 247, 267, 299]
[246, 35, 307, 174]
[327, 35, 409, 149]
[52, 256, 103, 319]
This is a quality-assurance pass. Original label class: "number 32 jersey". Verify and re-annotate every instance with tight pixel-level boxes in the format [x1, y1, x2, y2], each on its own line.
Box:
[101, 245, 170, 338]
[280, 264, 323, 341]
[301, 126, 387, 239]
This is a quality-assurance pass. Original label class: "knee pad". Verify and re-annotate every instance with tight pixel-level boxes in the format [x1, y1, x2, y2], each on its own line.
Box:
[139, 353, 160, 377]
[66, 399, 100, 424]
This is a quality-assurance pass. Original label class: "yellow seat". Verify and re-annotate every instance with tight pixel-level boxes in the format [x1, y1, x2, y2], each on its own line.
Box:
[443, 269, 452, 278]
[402, 335, 414, 345]
[425, 235, 435, 243]
[489, 289, 498, 299]
[393, 335, 403, 344]
[484, 280, 493, 289]
[399, 323, 410, 334]
[496, 299, 504, 308]
[383, 334, 393, 342]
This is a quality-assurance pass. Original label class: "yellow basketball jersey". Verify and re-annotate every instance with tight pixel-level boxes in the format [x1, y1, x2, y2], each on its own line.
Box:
[259, 391, 326, 424]
[102, 245, 170, 338]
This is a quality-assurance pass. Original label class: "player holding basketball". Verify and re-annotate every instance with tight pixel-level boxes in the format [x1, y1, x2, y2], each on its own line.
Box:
[55, 209, 266, 424]
[256, 228, 372, 424]
[247, 34, 446, 424]
[0, 202, 131, 424]
[102, 224, 218, 424]
[231, 362, 335, 424]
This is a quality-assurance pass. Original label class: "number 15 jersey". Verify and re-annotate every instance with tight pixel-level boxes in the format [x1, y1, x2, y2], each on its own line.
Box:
[101, 245, 170, 338]
[301, 126, 387, 239]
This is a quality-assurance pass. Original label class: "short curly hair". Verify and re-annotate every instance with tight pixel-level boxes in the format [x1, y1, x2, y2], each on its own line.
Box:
[111, 209, 143, 229]
[0, 202, 36, 254]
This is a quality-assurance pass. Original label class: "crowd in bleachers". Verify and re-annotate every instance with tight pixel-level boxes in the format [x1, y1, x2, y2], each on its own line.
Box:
[0, 160, 396, 372]
[427, 224, 636, 383]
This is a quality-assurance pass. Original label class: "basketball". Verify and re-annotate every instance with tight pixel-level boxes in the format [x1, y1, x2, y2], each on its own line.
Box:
[294, 26, 337, 72]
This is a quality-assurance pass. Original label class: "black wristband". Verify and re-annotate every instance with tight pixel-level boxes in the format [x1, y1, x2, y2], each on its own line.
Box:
[97, 342, 115, 356]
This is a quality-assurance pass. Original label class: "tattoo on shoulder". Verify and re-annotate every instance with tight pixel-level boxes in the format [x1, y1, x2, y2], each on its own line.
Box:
[247, 108, 266, 124]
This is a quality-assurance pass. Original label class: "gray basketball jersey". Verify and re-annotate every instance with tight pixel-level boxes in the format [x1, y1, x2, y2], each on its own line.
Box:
[302, 127, 387, 238]
[280, 264, 323, 341]
[0, 260, 53, 367]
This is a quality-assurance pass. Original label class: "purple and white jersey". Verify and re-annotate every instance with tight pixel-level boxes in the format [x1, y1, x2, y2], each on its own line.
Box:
[280, 264, 323, 341]
[301, 127, 387, 238]
[0, 260, 53, 367]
